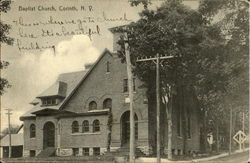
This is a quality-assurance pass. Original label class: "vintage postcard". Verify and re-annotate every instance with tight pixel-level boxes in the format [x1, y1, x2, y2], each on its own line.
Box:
[0, 0, 249, 162]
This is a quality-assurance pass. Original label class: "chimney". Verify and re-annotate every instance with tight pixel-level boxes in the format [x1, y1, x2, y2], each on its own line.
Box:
[84, 63, 93, 69]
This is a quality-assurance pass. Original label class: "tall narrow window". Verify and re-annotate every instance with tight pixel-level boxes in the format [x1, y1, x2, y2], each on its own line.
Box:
[52, 98, 56, 105]
[103, 98, 112, 109]
[42, 99, 47, 105]
[30, 124, 36, 138]
[123, 79, 128, 92]
[133, 78, 136, 91]
[123, 78, 136, 92]
[82, 120, 89, 133]
[89, 101, 97, 110]
[135, 121, 138, 140]
[72, 121, 79, 133]
[47, 99, 52, 105]
[93, 147, 100, 155]
[72, 148, 79, 156]
[83, 148, 89, 156]
[93, 120, 100, 132]
[106, 61, 110, 72]
[30, 150, 36, 157]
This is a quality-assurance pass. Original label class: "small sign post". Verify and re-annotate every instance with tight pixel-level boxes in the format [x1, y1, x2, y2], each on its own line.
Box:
[233, 130, 247, 151]
[207, 133, 214, 152]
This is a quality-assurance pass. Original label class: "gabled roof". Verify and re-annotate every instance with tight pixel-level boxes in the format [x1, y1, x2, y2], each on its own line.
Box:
[20, 70, 88, 119]
[20, 49, 114, 120]
[37, 81, 67, 98]
[0, 133, 23, 147]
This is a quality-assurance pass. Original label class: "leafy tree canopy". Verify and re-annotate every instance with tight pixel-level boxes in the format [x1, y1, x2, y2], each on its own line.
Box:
[0, 0, 13, 95]
[116, 0, 248, 125]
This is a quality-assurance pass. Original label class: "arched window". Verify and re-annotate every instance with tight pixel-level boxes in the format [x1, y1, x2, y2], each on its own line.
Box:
[89, 101, 97, 110]
[93, 120, 100, 132]
[103, 98, 112, 109]
[30, 124, 36, 138]
[106, 61, 110, 73]
[82, 120, 89, 133]
[72, 121, 79, 133]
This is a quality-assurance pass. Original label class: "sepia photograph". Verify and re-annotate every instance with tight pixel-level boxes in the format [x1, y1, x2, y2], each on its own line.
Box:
[0, 0, 249, 162]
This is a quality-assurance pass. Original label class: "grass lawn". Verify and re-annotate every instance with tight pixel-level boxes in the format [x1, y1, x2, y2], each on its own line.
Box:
[1, 155, 116, 163]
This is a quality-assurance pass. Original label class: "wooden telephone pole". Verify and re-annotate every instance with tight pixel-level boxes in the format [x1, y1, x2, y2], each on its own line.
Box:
[137, 54, 174, 163]
[242, 112, 245, 150]
[5, 109, 12, 158]
[124, 33, 135, 163]
[229, 107, 232, 155]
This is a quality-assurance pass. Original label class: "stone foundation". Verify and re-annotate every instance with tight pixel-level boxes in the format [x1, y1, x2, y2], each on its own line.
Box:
[110, 146, 120, 152]
[59, 148, 72, 156]
[137, 146, 151, 155]
[100, 148, 107, 155]
[23, 150, 30, 157]
[58, 147, 107, 156]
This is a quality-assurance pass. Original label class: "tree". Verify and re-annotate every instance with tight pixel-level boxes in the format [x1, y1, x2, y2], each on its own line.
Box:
[0, 0, 13, 95]
[116, 0, 248, 156]
[198, 0, 249, 151]
[116, 0, 219, 157]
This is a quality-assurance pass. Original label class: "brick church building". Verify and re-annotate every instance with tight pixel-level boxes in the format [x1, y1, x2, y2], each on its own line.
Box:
[20, 29, 201, 157]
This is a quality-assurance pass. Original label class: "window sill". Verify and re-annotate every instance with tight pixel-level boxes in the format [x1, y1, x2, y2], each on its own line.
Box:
[41, 104, 58, 107]
[87, 109, 109, 112]
[71, 132, 101, 136]
[123, 92, 137, 95]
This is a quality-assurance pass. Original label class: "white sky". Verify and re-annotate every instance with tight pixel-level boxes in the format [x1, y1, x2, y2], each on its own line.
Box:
[1, 0, 199, 131]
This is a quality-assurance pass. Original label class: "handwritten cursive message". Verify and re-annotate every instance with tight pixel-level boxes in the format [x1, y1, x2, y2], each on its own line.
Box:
[13, 4, 131, 52]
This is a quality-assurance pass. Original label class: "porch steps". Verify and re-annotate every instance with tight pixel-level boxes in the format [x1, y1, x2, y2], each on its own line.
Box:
[36, 147, 56, 158]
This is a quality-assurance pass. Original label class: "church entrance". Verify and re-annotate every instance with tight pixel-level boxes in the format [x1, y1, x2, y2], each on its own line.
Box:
[121, 111, 138, 146]
[43, 122, 55, 149]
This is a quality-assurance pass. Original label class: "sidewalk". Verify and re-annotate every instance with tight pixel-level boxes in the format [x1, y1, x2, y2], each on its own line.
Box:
[133, 148, 249, 163]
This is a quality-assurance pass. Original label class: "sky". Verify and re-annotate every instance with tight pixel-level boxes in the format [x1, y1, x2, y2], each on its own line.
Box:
[1, 0, 199, 131]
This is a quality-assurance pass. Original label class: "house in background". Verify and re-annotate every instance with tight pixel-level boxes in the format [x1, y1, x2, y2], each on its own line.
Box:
[0, 125, 24, 158]
[19, 28, 201, 157]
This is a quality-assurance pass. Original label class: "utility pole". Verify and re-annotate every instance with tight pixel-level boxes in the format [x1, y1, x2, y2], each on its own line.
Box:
[242, 112, 245, 150]
[137, 54, 174, 163]
[5, 109, 12, 158]
[229, 107, 232, 155]
[124, 33, 135, 163]
[156, 53, 160, 163]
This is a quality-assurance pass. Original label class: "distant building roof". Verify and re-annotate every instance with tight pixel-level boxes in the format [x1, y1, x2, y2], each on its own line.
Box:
[0, 133, 23, 147]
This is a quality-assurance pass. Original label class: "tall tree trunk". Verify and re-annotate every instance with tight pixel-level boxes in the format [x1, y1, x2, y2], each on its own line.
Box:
[162, 85, 173, 159]
[216, 123, 219, 153]
[181, 86, 187, 155]
[203, 111, 208, 153]
[167, 94, 173, 159]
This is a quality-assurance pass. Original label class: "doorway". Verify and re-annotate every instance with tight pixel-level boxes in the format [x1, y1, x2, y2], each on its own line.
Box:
[43, 122, 55, 149]
[121, 111, 138, 146]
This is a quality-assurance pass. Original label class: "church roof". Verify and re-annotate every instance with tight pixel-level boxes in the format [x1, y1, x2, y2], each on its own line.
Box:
[37, 81, 67, 98]
[20, 70, 88, 119]
[20, 49, 113, 120]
